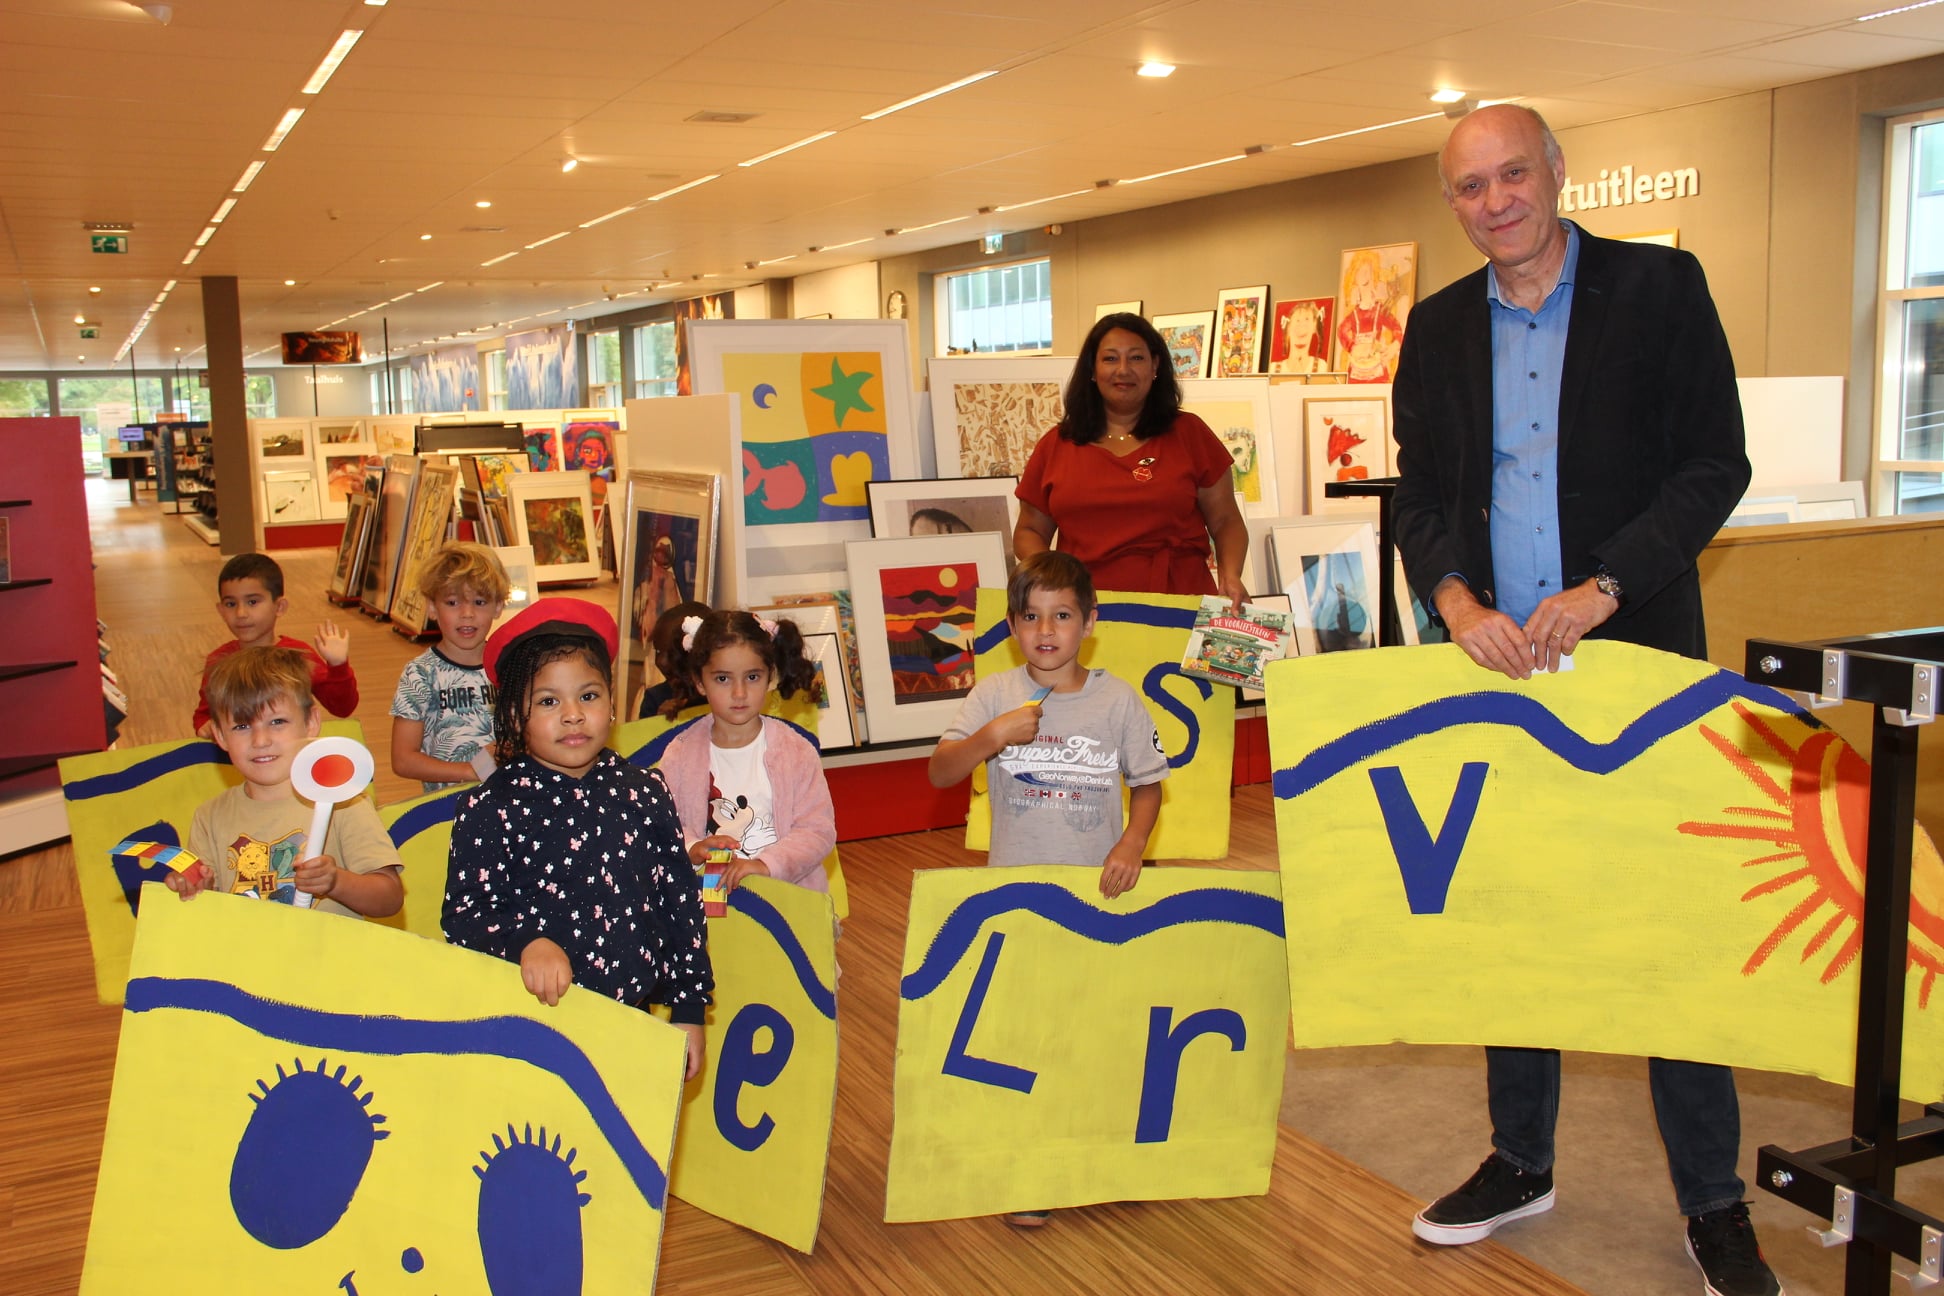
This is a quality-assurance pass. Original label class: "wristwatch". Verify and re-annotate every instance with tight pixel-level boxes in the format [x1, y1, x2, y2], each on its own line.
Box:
[1593, 565, 1624, 603]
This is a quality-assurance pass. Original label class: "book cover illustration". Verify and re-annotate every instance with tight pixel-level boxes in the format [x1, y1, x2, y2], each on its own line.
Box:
[1178, 596, 1292, 689]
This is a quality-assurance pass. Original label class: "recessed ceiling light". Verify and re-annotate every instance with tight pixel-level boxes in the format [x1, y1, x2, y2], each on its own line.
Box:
[89, 285, 102, 293]
[284, 279, 296, 286]
[475, 199, 493, 208]
[1429, 88, 1468, 104]
[561, 157, 578, 173]
[174, 346, 181, 352]
[1137, 62, 1175, 78]
[419, 233, 432, 240]
[74, 314, 86, 324]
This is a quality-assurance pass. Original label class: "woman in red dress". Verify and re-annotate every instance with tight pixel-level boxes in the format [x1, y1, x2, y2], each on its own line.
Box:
[1014, 313, 1247, 606]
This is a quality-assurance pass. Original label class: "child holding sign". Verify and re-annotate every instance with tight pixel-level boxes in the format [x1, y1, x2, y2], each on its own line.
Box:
[168, 647, 403, 918]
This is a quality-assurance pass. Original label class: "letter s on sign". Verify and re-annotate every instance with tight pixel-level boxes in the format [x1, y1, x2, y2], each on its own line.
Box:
[1142, 663, 1208, 769]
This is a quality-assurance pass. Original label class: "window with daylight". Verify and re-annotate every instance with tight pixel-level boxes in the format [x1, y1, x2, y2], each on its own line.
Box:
[935, 258, 1053, 356]
[1876, 108, 1944, 515]
[632, 320, 677, 398]
[585, 328, 622, 406]
[485, 348, 508, 411]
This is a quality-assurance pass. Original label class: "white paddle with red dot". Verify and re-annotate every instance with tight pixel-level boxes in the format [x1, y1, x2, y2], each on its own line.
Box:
[289, 736, 375, 909]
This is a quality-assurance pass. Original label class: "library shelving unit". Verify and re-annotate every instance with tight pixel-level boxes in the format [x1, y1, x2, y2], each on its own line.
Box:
[0, 417, 108, 854]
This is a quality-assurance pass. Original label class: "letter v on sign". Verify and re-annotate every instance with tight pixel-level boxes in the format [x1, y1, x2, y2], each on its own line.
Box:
[1366, 762, 1489, 914]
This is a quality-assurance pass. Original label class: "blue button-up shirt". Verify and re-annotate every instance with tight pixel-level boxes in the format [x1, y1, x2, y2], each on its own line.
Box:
[1486, 223, 1579, 626]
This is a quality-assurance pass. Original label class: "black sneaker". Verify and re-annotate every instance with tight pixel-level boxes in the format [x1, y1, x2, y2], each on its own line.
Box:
[1412, 1153, 1556, 1245]
[1686, 1202, 1783, 1296]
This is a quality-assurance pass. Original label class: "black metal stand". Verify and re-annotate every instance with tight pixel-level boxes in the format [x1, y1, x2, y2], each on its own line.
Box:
[1744, 627, 1944, 1294]
[1322, 476, 1402, 647]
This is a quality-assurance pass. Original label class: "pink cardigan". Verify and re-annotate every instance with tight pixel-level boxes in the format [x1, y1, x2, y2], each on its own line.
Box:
[657, 716, 835, 894]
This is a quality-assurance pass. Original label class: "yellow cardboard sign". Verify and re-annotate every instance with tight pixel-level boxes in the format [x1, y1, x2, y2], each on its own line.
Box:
[666, 876, 838, 1252]
[374, 784, 471, 941]
[885, 866, 1287, 1222]
[615, 702, 849, 920]
[84, 884, 686, 1293]
[60, 721, 367, 1004]
[1266, 641, 1944, 1089]
[964, 589, 1234, 860]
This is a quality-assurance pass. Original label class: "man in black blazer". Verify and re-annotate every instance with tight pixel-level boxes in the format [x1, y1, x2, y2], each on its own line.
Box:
[1392, 105, 1777, 1296]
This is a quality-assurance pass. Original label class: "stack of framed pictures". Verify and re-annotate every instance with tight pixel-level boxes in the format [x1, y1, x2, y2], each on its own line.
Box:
[326, 492, 376, 605]
[252, 418, 320, 523]
[388, 462, 461, 637]
[1270, 519, 1381, 657]
[749, 599, 860, 751]
[615, 469, 721, 718]
[507, 470, 598, 585]
[359, 454, 420, 619]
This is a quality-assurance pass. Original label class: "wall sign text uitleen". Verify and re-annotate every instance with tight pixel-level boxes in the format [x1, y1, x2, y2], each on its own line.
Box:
[1558, 164, 1698, 214]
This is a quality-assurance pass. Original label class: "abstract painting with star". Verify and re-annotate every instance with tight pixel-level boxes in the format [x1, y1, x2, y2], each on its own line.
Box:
[719, 351, 889, 528]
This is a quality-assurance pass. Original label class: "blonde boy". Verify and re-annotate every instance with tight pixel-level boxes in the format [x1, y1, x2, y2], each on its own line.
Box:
[389, 543, 510, 792]
[928, 551, 1167, 899]
[192, 552, 357, 737]
[171, 647, 402, 918]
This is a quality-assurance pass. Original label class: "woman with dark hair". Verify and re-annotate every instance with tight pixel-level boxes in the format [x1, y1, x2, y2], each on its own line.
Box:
[1013, 312, 1247, 605]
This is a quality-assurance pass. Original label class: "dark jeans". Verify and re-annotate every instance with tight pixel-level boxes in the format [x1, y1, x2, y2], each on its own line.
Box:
[1485, 1045, 1745, 1218]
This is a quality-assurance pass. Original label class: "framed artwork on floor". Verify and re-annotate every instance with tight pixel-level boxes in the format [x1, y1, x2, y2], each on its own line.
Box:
[844, 532, 1007, 744]
[317, 447, 381, 520]
[924, 355, 1069, 480]
[1152, 311, 1215, 380]
[254, 418, 310, 464]
[866, 476, 1021, 569]
[1334, 242, 1416, 384]
[508, 469, 599, 584]
[522, 424, 562, 472]
[560, 412, 620, 511]
[1214, 285, 1270, 376]
[388, 462, 460, 636]
[327, 493, 376, 601]
[1180, 377, 1278, 517]
[1268, 297, 1334, 376]
[1304, 397, 1390, 514]
[473, 453, 522, 499]
[797, 632, 858, 751]
[261, 470, 320, 523]
[1271, 519, 1381, 656]
[615, 470, 720, 715]
[368, 417, 416, 458]
[489, 544, 537, 633]
[754, 594, 867, 743]
[361, 454, 421, 618]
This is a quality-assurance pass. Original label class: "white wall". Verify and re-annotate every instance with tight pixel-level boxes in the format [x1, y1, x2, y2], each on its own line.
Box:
[789, 262, 880, 320]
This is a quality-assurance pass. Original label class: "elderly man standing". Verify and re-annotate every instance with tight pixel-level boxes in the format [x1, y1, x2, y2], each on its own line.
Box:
[1390, 104, 1777, 1296]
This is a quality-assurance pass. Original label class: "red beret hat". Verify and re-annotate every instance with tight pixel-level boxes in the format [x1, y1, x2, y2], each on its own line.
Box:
[482, 597, 619, 687]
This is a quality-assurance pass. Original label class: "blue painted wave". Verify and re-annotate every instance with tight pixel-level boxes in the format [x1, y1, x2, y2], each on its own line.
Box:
[126, 975, 670, 1210]
[386, 793, 462, 848]
[900, 881, 1284, 1000]
[65, 743, 224, 801]
[1272, 672, 1810, 801]
[727, 888, 836, 1020]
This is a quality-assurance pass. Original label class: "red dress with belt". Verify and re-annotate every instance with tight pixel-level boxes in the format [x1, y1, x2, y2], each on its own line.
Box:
[1015, 411, 1232, 596]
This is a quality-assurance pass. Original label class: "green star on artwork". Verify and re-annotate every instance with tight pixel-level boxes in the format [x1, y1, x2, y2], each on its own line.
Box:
[811, 358, 876, 428]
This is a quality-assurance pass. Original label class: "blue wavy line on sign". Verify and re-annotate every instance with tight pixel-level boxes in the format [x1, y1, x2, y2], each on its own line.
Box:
[972, 600, 1198, 655]
[386, 793, 461, 848]
[64, 743, 224, 800]
[900, 881, 1284, 1000]
[726, 888, 837, 1020]
[126, 975, 669, 1210]
[1271, 673, 1812, 800]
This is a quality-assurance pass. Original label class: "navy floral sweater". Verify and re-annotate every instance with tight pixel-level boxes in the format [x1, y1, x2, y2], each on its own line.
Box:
[442, 751, 713, 1023]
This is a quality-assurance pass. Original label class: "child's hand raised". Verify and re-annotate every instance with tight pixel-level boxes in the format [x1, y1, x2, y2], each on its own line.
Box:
[520, 938, 573, 1006]
[988, 702, 1042, 752]
[314, 619, 351, 667]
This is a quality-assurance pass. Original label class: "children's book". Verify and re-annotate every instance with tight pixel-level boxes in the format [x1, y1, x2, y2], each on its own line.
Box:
[1178, 596, 1292, 690]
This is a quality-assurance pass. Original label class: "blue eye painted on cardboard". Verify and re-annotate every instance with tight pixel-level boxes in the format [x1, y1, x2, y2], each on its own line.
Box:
[231, 1057, 389, 1249]
[476, 1125, 591, 1294]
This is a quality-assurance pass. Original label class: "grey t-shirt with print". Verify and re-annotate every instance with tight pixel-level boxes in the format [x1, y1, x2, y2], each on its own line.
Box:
[390, 647, 495, 792]
[942, 666, 1169, 868]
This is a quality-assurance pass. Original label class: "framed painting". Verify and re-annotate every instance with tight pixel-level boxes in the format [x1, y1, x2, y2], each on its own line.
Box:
[561, 411, 620, 510]
[1271, 519, 1380, 656]
[1268, 297, 1334, 376]
[313, 418, 366, 447]
[1334, 242, 1416, 383]
[755, 594, 866, 743]
[508, 469, 599, 583]
[254, 418, 310, 463]
[473, 452, 522, 499]
[387, 462, 460, 635]
[368, 417, 416, 458]
[1152, 311, 1214, 380]
[488, 543, 537, 633]
[1305, 396, 1390, 514]
[844, 532, 1007, 744]
[1094, 300, 1143, 320]
[261, 469, 319, 523]
[866, 476, 1021, 569]
[925, 355, 1069, 480]
[327, 492, 376, 600]
[798, 632, 858, 750]
[1180, 377, 1278, 517]
[1214, 285, 1270, 376]
[522, 423, 562, 472]
[616, 470, 721, 715]
[360, 454, 420, 618]
[317, 447, 381, 519]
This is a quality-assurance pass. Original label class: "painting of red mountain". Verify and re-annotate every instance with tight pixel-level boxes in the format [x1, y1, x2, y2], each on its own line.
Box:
[879, 563, 976, 705]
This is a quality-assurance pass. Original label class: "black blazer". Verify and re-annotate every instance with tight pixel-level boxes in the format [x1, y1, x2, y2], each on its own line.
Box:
[1390, 224, 1751, 659]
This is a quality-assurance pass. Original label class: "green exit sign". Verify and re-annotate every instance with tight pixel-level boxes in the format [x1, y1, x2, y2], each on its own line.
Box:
[91, 234, 128, 254]
[79, 326, 100, 339]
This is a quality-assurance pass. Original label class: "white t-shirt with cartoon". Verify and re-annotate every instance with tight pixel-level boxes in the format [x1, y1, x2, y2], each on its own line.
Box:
[707, 727, 779, 859]
[942, 666, 1169, 868]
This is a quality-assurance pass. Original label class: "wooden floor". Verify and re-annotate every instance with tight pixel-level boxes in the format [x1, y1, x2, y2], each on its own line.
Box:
[0, 481, 1588, 1295]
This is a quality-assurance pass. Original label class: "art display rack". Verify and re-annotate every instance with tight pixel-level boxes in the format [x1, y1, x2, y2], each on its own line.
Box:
[1743, 625, 1944, 1295]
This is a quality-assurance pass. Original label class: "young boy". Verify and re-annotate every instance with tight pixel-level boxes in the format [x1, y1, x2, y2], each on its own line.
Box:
[169, 646, 403, 918]
[929, 551, 1168, 900]
[390, 542, 508, 792]
[192, 553, 358, 737]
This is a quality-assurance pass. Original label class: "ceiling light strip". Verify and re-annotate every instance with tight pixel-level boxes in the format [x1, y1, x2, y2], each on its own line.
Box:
[578, 204, 637, 229]
[991, 187, 1095, 213]
[261, 108, 305, 152]
[862, 70, 997, 120]
[233, 161, 265, 192]
[524, 231, 570, 249]
[211, 198, 237, 223]
[738, 131, 837, 168]
[1293, 112, 1443, 148]
[646, 174, 720, 202]
[301, 29, 364, 95]
[886, 215, 967, 235]
[1858, 0, 1944, 18]
[1121, 154, 1246, 184]
[480, 251, 520, 266]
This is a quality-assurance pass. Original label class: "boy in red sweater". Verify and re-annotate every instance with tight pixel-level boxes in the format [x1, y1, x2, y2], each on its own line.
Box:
[192, 553, 358, 737]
